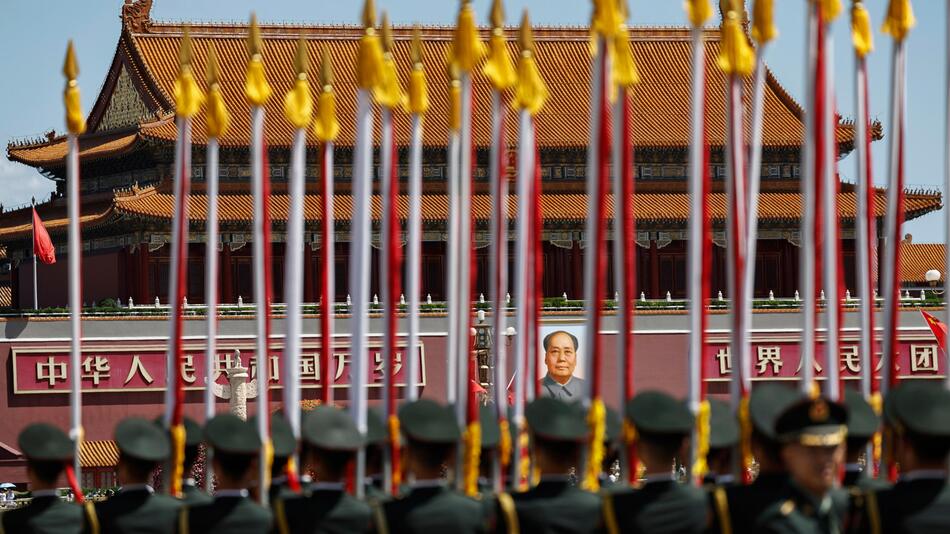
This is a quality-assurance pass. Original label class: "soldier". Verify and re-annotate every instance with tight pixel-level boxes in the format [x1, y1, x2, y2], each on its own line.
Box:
[494, 397, 601, 533]
[703, 399, 740, 488]
[601, 406, 623, 488]
[153, 416, 211, 506]
[1, 423, 81, 533]
[364, 408, 388, 500]
[180, 414, 272, 533]
[756, 395, 848, 533]
[708, 383, 800, 533]
[375, 399, 485, 533]
[603, 391, 706, 534]
[82, 417, 181, 533]
[478, 404, 501, 493]
[249, 415, 297, 502]
[861, 382, 950, 533]
[841, 389, 885, 491]
[275, 405, 372, 533]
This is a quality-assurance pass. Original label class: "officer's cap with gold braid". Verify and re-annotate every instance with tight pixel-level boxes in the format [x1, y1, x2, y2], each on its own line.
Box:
[19, 423, 74, 461]
[708, 398, 740, 449]
[749, 383, 801, 439]
[399, 399, 460, 444]
[626, 391, 693, 435]
[526, 397, 588, 442]
[116, 417, 170, 462]
[303, 406, 364, 451]
[885, 381, 950, 438]
[774, 397, 848, 447]
[205, 414, 261, 455]
[251, 414, 295, 458]
[843, 389, 880, 442]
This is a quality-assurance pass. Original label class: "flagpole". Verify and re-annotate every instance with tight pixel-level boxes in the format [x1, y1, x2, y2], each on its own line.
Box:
[203, 44, 229, 491]
[282, 38, 312, 489]
[313, 49, 338, 407]
[684, 0, 712, 484]
[406, 29, 427, 407]
[32, 198, 38, 310]
[944, 0, 950, 389]
[800, 2, 819, 397]
[351, 0, 384, 497]
[376, 14, 404, 495]
[446, 66, 461, 416]
[62, 41, 86, 501]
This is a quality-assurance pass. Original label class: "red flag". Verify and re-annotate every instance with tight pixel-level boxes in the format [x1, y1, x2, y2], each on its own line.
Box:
[921, 310, 948, 354]
[32, 208, 56, 264]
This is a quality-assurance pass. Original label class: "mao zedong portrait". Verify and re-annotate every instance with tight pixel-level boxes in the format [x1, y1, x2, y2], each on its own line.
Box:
[539, 330, 585, 400]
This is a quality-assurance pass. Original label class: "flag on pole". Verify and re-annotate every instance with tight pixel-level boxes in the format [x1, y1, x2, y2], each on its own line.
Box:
[202, 43, 229, 491]
[32, 208, 56, 265]
[684, 0, 713, 485]
[244, 14, 276, 504]
[405, 27, 428, 408]
[482, 0, 515, 492]
[163, 26, 203, 499]
[280, 36, 312, 494]
[62, 39, 86, 504]
[922, 310, 948, 353]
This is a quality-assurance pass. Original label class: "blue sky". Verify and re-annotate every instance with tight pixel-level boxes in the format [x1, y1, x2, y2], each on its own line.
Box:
[1, 1, 947, 242]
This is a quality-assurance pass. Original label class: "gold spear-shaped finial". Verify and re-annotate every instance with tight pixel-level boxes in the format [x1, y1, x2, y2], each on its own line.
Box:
[519, 10, 535, 55]
[320, 47, 334, 88]
[248, 13, 264, 58]
[411, 26, 424, 66]
[490, 0, 505, 28]
[381, 11, 394, 55]
[174, 26, 203, 118]
[294, 37, 309, 80]
[483, 0, 516, 91]
[408, 26, 429, 115]
[362, 0, 377, 29]
[63, 40, 86, 135]
[206, 45, 222, 88]
[205, 44, 230, 138]
[513, 9, 548, 115]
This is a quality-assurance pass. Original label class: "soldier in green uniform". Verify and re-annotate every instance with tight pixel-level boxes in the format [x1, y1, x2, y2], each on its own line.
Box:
[274, 405, 372, 533]
[494, 397, 601, 533]
[703, 399, 740, 488]
[1, 423, 82, 534]
[178, 417, 212, 506]
[364, 408, 389, 500]
[375, 399, 485, 533]
[180, 414, 272, 533]
[603, 391, 706, 534]
[755, 395, 848, 534]
[250, 415, 298, 503]
[82, 417, 182, 533]
[601, 406, 623, 488]
[859, 382, 950, 534]
[478, 404, 502, 494]
[841, 389, 885, 491]
[708, 382, 800, 534]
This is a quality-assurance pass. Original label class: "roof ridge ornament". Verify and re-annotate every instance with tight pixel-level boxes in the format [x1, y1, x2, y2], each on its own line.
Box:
[121, 0, 153, 33]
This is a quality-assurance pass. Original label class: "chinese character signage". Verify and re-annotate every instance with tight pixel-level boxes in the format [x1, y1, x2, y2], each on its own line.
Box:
[13, 342, 426, 394]
[704, 339, 944, 382]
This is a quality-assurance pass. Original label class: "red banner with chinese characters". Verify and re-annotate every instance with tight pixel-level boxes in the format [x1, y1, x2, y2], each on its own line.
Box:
[12, 342, 426, 394]
[703, 337, 944, 383]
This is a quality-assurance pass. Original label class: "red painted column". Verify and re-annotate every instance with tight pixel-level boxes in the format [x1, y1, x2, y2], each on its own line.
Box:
[220, 245, 233, 304]
[138, 246, 151, 304]
[304, 244, 315, 304]
[649, 238, 660, 299]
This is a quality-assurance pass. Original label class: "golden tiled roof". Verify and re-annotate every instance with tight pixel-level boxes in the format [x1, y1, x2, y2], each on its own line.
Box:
[79, 439, 119, 468]
[900, 243, 946, 284]
[0, 200, 114, 240]
[7, 131, 142, 167]
[110, 185, 939, 225]
[123, 24, 858, 149]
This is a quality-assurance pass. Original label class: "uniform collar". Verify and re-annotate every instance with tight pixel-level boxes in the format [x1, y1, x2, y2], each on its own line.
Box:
[120, 484, 154, 494]
[215, 489, 249, 498]
[899, 469, 948, 482]
[844, 464, 863, 473]
[642, 473, 675, 485]
[31, 489, 59, 498]
[538, 474, 572, 483]
[409, 479, 444, 489]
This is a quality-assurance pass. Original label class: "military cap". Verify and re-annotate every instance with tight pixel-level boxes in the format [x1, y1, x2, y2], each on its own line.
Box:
[886, 381, 950, 438]
[626, 391, 693, 435]
[749, 383, 801, 439]
[367, 407, 387, 445]
[205, 414, 261, 454]
[525, 397, 588, 442]
[18, 423, 74, 461]
[116, 417, 170, 462]
[708, 398, 740, 449]
[249, 414, 296, 458]
[843, 389, 880, 441]
[153, 416, 203, 447]
[480, 404, 501, 449]
[398, 399, 460, 444]
[774, 396, 848, 446]
[605, 406, 622, 444]
[302, 405, 363, 451]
